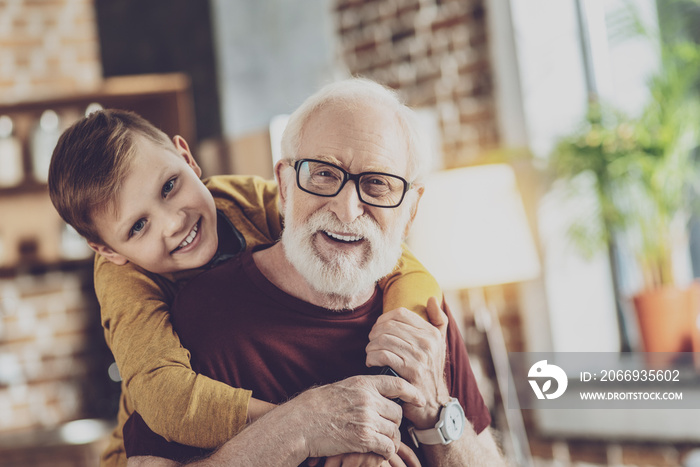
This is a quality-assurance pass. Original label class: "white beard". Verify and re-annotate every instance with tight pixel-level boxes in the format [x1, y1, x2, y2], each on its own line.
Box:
[281, 192, 410, 310]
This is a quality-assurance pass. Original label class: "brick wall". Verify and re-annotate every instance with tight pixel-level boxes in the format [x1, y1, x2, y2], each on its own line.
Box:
[334, 0, 498, 168]
[0, 267, 112, 436]
[0, 0, 102, 103]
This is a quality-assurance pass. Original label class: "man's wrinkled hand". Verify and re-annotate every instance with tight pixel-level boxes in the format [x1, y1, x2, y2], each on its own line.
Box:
[365, 297, 450, 429]
[290, 375, 425, 460]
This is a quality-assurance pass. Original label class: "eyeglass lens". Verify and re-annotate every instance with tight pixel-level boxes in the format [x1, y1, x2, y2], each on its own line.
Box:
[297, 160, 406, 207]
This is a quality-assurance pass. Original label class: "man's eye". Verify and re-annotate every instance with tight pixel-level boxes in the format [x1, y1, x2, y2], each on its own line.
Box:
[367, 177, 388, 186]
[162, 178, 176, 197]
[130, 219, 146, 237]
[316, 170, 337, 178]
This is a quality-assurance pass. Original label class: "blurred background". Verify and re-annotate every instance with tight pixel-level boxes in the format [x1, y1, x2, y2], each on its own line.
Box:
[2, 0, 700, 465]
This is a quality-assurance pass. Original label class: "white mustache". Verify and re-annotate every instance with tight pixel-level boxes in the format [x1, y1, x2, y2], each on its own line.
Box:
[305, 211, 382, 242]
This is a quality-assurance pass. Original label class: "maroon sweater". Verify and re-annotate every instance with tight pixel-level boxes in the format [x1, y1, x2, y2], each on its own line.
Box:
[124, 247, 491, 463]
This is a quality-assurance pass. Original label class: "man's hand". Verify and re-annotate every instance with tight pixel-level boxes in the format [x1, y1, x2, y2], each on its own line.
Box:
[318, 441, 421, 467]
[287, 375, 425, 460]
[366, 297, 450, 429]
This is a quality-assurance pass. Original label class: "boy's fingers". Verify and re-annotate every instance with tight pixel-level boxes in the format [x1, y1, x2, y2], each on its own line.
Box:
[426, 296, 448, 339]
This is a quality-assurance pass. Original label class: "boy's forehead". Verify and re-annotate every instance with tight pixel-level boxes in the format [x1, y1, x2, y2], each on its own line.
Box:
[93, 182, 130, 228]
[98, 146, 170, 225]
[132, 134, 176, 158]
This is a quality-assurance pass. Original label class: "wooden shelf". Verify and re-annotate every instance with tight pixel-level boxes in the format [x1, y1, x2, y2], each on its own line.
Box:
[0, 180, 48, 196]
[0, 257, 93, 279]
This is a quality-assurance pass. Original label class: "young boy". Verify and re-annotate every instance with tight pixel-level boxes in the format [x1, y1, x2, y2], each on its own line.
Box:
[48, 109, 441, 467]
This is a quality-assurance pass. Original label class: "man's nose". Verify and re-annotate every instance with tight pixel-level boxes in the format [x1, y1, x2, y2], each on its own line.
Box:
[329, 181, 365, 224]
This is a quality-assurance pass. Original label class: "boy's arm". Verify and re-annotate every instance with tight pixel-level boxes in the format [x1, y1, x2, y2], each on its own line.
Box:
[377, 244, 441, 321]
[95, 256, 253, 448]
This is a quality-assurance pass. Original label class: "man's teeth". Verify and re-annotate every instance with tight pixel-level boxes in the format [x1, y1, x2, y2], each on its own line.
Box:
[179, 224, 198, 248]
[324, 231, 362, 242]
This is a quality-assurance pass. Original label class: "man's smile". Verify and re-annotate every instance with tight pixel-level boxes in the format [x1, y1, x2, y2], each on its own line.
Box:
[322, 230, 364, 243]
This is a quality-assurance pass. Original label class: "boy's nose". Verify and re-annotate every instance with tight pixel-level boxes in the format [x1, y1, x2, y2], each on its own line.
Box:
[163, 210, 187, 238]
[328, 182, 365, 224]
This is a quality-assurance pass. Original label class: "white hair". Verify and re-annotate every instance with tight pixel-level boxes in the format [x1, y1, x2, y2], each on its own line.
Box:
[280, 78, 432, 183]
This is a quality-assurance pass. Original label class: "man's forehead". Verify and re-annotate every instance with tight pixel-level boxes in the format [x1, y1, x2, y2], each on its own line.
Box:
[311, 154, 396, 173]
[300, 102, 409, 174]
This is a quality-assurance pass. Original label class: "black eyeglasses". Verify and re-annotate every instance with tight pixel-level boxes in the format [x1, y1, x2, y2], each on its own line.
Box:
[292, 159, 411, 208]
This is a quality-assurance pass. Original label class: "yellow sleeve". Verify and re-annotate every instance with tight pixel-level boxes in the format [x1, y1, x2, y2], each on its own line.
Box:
[377, 244, 442, 321]
[205, 175, 283, 248]
[95, 255, 251, 448]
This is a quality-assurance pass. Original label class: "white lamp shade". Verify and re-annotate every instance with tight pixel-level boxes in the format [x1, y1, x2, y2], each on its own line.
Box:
[408, 164, 541, 290]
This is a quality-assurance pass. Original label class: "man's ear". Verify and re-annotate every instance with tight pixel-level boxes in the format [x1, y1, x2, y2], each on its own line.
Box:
[88, 242, 128, 266]
[172, 135, 202, 177]
[403, 184, 425, 238]
[275, 159, 291, 212]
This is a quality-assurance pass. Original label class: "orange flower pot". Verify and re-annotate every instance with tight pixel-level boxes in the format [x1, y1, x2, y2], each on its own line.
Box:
[633, 285, 693, 354]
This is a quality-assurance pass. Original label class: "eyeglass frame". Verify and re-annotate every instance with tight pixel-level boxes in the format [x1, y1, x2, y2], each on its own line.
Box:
[291, 158, 413, 208]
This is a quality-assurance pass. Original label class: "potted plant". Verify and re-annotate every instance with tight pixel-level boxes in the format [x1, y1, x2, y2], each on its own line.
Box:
[550, 40, 700, 352]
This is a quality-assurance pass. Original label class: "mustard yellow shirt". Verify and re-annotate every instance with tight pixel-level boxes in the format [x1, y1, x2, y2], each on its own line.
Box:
[96, 175, 440, 467]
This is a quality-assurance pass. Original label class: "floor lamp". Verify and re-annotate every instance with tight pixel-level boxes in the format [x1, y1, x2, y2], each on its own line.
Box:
[408, 164, 541, 467]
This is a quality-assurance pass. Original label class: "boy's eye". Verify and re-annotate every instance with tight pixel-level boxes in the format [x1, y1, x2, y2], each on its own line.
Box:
[162, 178, 176, 197]
[130, 219, 146, 237]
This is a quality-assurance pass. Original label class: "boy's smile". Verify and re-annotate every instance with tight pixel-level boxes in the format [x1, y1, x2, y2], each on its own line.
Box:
[89, 135, 219, 274]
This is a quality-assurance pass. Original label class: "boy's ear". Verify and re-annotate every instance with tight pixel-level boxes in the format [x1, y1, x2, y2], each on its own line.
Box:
[87, 242, 128, 266]
[172, 135, 202, 177]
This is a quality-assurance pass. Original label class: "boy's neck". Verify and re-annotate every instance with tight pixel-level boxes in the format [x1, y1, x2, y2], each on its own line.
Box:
[210, 210, 247, 265]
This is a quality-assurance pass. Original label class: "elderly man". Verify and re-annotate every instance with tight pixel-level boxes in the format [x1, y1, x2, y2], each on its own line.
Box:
[125, 79, 504, 466]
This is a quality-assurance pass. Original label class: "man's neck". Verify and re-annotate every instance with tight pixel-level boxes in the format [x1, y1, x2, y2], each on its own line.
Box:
[253, 243, 375, 311]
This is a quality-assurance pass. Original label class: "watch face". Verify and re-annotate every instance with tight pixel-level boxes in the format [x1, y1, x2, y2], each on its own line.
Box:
[444, 402, 465, 440]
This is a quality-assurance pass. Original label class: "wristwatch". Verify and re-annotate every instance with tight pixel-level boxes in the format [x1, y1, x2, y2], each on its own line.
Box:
[408, 398, 465, 447]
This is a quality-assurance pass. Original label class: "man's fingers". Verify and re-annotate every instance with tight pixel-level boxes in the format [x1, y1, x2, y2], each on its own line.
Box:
[367, 410, 403, 450]
[426, 296, 448, 339]
[371, 307, 427, 333]
[395, 442, 421, 467]
[371, 375, 425, 407]
[323, 456, 341, 467]
[324, 452, 386, 467]
[365, 350, 410, 381]
[366, 333, 412, 357]
[387, 456, 407, 467]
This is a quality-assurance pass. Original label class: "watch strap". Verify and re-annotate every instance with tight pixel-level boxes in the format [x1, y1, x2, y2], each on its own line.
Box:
[409, 424, 447, 447]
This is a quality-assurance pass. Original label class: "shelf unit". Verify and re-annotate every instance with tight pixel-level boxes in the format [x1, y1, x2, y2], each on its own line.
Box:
[0, 73, 195, 270]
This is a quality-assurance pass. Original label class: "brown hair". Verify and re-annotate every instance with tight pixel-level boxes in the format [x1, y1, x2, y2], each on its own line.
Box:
[48, 109, 175, 244]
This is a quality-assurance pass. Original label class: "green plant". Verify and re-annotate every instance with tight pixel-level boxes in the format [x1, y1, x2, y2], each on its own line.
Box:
[551, 38, 700, 292]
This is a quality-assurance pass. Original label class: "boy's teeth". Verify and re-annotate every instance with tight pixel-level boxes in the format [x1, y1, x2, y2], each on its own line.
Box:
[179, 223, 198, 248]
[325, 231, 362, 242]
